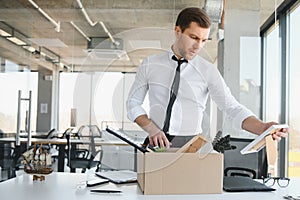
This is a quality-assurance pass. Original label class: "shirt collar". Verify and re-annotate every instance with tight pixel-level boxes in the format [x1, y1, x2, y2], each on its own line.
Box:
[167, 48, 190, 67]
[167, 47, 184, 62]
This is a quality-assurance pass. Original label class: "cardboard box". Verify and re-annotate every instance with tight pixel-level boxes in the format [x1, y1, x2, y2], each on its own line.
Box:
[137, 149, 223, 194]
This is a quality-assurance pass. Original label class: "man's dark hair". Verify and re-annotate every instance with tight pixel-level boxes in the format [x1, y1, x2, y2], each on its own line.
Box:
[175, 7, 211, 32]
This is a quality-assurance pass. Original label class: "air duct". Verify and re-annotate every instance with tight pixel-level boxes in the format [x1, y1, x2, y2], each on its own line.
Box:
[75, 0, 119, 47]
[87, 37, 123, 50]
[28, 0, 60, 32]
[204, 0, 225, 40]
[87, 37, 128, 60]
[204, 0, 224, 23]
[76, 0, 97, 26]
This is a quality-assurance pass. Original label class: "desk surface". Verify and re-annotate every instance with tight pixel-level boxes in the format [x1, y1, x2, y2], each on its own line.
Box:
[0, 172, 299, 200]
[0, 137, 129, 146]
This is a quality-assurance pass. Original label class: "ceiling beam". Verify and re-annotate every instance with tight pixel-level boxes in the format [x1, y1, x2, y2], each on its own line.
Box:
[0, 36, 54, 71]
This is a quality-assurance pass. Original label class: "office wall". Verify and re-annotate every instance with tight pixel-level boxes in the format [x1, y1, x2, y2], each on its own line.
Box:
[223, 8, 260, 100]
[218, 1, 261, 137]
[36, 69, 52, 132]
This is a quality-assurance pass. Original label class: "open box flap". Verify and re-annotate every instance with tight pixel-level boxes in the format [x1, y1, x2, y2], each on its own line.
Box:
[176, 134, 207, 153]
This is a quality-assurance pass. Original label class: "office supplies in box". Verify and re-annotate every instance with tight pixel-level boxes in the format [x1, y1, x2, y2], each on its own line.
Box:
[137, 134, 223, 195]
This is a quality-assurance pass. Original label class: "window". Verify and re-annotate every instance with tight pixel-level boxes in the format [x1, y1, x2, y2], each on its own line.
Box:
[263, 24, 281, 123]
[287, 3, 300, 177]
[59, 72, 141, 131]
[261, 0, 300, 177]
[0, 58, 38, 133]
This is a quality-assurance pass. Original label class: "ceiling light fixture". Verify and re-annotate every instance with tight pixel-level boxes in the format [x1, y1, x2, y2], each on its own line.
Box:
[0, 29, 11, 37]
[70, 21, 91, 42]
[0, 21, 12, 37]
[76, 0, 97, 26]
[28, 0, 61, 32]
[0, 21, 29, 45]
[0, 21, 67, 69]
[22, 46, 36, 53]
[6, 37, 27, 46]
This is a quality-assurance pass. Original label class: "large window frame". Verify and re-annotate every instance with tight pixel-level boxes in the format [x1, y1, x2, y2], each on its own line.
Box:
[260, 0, 299, 177]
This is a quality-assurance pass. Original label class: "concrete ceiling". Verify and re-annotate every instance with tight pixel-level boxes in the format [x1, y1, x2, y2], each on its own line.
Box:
[0, 0, 280, 73]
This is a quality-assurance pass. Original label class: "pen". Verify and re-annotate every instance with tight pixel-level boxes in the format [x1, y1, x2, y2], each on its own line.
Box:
[90, 189, 122, 193]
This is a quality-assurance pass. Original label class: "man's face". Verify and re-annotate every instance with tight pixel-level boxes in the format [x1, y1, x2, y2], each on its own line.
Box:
[175, 22, 210, 60]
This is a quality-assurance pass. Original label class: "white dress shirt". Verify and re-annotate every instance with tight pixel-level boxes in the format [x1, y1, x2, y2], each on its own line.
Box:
[126, 50, 254, 136]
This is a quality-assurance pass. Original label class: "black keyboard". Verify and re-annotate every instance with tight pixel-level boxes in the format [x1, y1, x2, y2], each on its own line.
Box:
[105, 127, 148, 153]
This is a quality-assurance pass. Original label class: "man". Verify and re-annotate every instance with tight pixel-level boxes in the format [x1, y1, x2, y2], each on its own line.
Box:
[126, 7, 288, 148]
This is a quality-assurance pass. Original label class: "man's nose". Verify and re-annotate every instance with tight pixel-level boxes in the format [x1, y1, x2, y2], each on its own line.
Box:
[193, 41, 202, 49]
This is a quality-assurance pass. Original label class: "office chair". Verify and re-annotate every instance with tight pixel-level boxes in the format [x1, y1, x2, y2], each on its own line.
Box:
[223, 137, 268, 179]
[33, 128, 56, 139]
[58, 128, 74, 139]
[0, 145, 17, 181]
[28, 128, 57, 153]
[66, 125, 103, 173]
[224, 167, 257, 179]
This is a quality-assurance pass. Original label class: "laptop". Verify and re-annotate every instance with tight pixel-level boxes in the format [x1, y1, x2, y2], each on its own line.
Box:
[223, 176, 275, 192]
[95, 170, 137, 184]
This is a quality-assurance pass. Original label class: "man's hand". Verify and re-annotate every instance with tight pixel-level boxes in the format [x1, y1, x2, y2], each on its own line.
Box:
[264, 122, 289, 141]
[149, 130, 170, 148]
[142, 121, 170, 148]
[242, 116, 289, 141]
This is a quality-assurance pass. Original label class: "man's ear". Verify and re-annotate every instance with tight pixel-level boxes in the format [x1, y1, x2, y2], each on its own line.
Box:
[174, 26, 181, 37]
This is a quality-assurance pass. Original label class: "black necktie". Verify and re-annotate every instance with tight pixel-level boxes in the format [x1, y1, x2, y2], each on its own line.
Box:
[162, 55, 188, 133]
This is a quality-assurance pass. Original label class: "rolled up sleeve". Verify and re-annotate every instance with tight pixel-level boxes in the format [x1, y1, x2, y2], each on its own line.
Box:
[229, 105, 255, 131]
[126, 59, 149, 122]
[127, 99, 147, 122]
[206, 65, 255, 131]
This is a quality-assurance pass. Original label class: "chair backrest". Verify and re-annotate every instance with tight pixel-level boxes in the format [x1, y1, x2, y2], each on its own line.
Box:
[61, 128, 74, 139]
[77, 125, 102, 155]
[224, 167, 257, 179]
[46, 128, 56, 139]
[0, 146, 14, 159]
[0, 145, 17, 181]
[0, 145, 16, 168]
[224, 137, 268, 179]
[66, 125, 103, 172]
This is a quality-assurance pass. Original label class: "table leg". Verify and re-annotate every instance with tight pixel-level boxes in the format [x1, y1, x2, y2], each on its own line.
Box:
[57, 144, 65, 172]
[70, 143, 76, 173]
[134, 148, 137, 172]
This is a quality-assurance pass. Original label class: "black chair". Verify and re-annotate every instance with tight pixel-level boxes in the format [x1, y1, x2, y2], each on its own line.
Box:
[223, 137, 268, 179]
[0, 145, 17, 181]
[28, 129, 57, 152]
[33, 128, 56, 139]
[224, 167, 257, 179]
[58, 128, 74, 139]
[66, 125, 103, 173]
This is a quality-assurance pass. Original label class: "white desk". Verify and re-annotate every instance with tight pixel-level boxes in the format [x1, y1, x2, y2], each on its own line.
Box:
[0, 172, 299, 200]
[0, 137, 128, 146]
